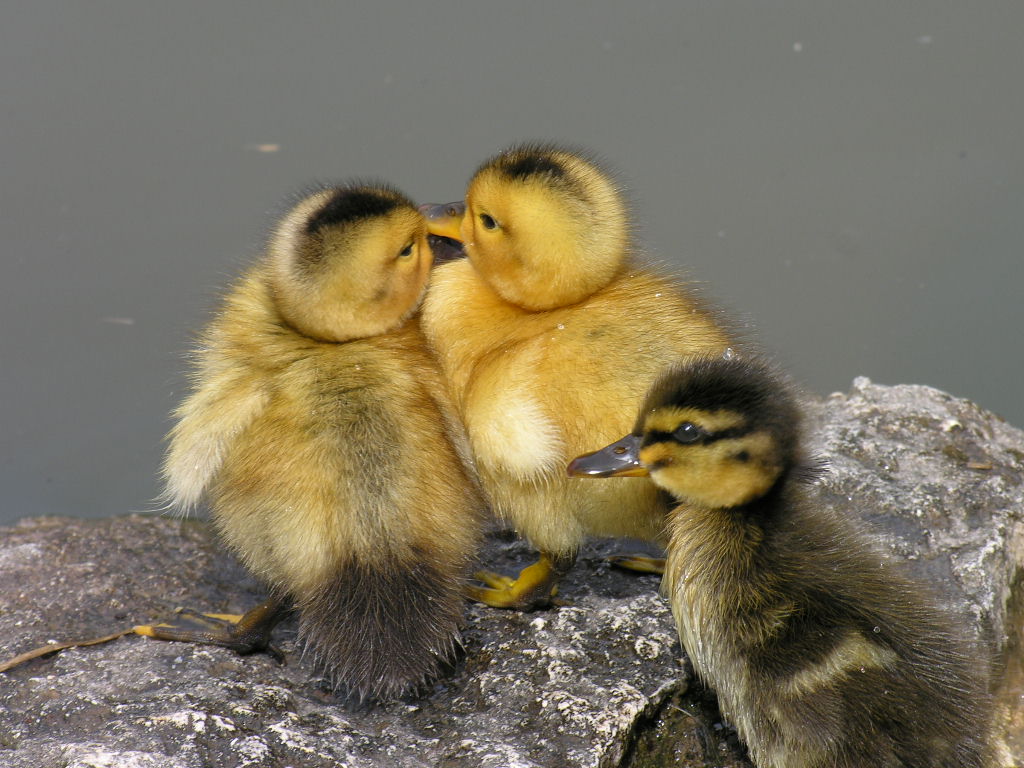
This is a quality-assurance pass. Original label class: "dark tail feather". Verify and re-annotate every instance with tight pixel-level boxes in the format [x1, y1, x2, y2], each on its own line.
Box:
[297, 550, 464, 703]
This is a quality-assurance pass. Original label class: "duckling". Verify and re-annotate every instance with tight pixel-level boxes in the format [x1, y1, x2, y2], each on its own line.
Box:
[419, 143, 733, 609]
[137, 183, 483, 702]
[568, 356, 993, 767]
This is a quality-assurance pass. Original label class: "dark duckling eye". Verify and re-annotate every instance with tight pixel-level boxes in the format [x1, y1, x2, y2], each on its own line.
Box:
[479, 213, 498, 230]
[673, 422, 704, 444]
[397, 243, 414, 259]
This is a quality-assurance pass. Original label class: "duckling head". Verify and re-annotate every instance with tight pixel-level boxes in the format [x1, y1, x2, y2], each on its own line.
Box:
[268, 184, 433, 342]
[569, 357, 801, 510]
[426, 143, 629, 310]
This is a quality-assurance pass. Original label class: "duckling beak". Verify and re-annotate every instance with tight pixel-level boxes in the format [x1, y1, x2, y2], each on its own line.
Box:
[567, 434, 649, 478]
[419, 201, 466, 242]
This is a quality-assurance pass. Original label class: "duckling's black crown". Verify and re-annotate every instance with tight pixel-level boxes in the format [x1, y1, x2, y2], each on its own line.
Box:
[304, 185, 413, 237]
[497, 154, 567, 182]
[640, 356, 801, 452]
[476, 143, 610, 206]
[479, 142, 572, 182]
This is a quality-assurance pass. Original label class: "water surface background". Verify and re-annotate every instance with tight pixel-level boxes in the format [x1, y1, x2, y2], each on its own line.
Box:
[3, 2, 1022, 524]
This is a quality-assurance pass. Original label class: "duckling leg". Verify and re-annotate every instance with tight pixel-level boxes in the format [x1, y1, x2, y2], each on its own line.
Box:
[133, 595, 290, 663]
[466, 551, 576, 610]
[608, 554, 666, 575]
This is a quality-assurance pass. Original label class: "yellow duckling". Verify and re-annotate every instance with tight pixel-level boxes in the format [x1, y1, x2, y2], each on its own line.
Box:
[420, 143, 732, 609]
[569, 356, 993, 767]
[140, 183, 482, 702]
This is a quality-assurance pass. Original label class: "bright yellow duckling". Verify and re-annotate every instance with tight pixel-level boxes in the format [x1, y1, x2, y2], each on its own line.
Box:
[420, 143, 732, 609]
[140, 183, 483, 702]
[569, 355, 993, 767]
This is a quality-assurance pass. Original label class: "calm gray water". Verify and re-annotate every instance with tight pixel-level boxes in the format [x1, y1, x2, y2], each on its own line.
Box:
[2, 3, 1022, 524]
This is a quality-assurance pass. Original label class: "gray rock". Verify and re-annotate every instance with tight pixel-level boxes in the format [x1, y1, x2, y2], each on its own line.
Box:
[0, 518, 686, 768]
[1, 381, 1021, 768]
[810, 378, 1024, 653]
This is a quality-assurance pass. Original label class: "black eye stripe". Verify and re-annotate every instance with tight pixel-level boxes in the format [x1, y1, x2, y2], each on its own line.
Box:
[643, 425, 750, 448]
[644, 430, 686, 446]
[706, 426, 750, 443]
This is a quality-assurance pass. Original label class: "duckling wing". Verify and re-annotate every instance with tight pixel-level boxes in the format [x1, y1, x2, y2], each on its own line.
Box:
[161, 368, 268, 513]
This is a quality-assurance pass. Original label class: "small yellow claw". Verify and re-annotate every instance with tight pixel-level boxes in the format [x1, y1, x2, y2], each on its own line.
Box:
[608, 554, 666, 575]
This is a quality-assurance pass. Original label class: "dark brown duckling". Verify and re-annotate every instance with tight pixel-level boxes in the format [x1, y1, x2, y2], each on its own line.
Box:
[569, 356, 993, 767]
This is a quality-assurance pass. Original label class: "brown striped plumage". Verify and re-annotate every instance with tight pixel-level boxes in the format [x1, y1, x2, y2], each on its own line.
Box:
[571, 356, 994, 767]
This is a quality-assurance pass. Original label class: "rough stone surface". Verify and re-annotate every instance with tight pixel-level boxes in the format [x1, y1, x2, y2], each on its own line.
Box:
[809, 378, 1024, 653]
[1, 380, 1022, 768]
[0, 521, 688, 768]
